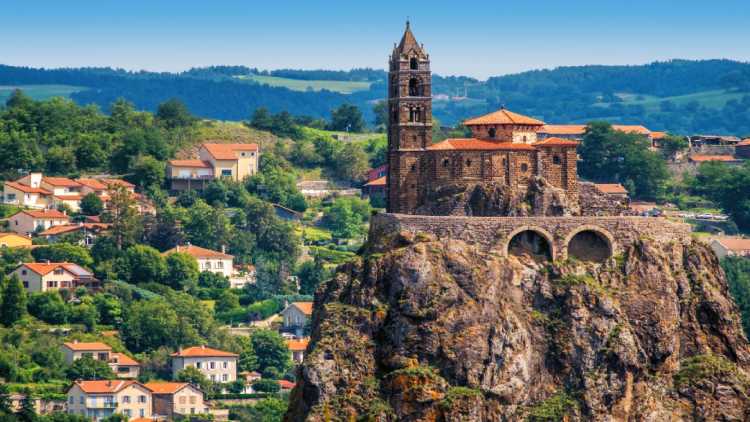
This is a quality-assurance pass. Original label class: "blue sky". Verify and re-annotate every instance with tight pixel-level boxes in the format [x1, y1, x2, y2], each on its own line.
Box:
[2, 0, 749, 79]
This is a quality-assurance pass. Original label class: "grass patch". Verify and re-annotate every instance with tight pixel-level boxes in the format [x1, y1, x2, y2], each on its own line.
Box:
[526, 390, 579, 421]
[0, 84, 87, 102]
[237, 74, 372, 94]
[673, 354, 749, 389]
[309, 246, 357, 265]
[297, 226, 333, 242]
[597, 89, 748, 112]
[440, 386, 482, 408]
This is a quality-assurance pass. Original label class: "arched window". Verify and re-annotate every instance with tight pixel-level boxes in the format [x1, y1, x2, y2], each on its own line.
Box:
[409, 108, 421, 122]
[488, 127, 496, 138]
[409, 78, 420, 96]
[466, 159, 472, 167]
[410, 57, 419, 70]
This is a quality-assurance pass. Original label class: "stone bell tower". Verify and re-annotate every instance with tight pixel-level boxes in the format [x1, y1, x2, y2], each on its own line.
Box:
[386, 21, 432, 214]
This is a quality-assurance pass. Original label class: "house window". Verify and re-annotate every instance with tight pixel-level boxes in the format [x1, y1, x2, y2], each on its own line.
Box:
[6, 194, 15, 201]
[222, 374, 228, 382]
[21, 270, 27, 275]
[124, 410, 131, 417]
[23, 282, 28, 288]
[521, 163, 529, 172]
[210, 362, 216, 369]
[80, 397, 84, 405]
[210, 375, 216, 382]
[123, 396, 130, 403]
[196, 362, 202, 369]
[223, 361, 228, 369]
[217, 261, 224, 269]
[221, 169, 232, 177]
[251, 152, 255, 157]
[553, 155, 562, 165]
[410, 164, 416, 172]
[69, 397, 74, 404]
[138, 395, 146, 403]
[139, 409, 145, 417]
[241, 152, 246, 157]
[54, 268, 64, 275]
[408, 78, 420, 96]
[488, 128, 496, 138]
[443, 158, 450, 167]
[466, 159, 472, 167]
[179, 396, 186, 404]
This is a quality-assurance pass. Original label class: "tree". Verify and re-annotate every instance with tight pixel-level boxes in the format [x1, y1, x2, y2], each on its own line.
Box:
[250, 329, 291, 374]
[18, 390, 36, 422]
[156, 98, 195, 129]
[164, 252, 199, 291]
[28, 292, 68, 324]
[251, 378, 281, 393]
[102, 186, 142, 250]
[175, 366, 211, 392]
[123, 245, 167, 284]
[32, 243, 94, 268]
[235, 336, 258, 372]
[120, 299, 186, 352]
[0, 275, 27, 326]
[183, 200, 236, 250]
[333, 142, 369, 182]
[296, 258, 330, 295]
[130, 155, 165, 191]
[69, 303, 98, 332]
[659, 135, 688, 160]
[198, 271, 229, 289]
[328, 104, 365, 132]
[322, 197, 372, 238]
[690, 162, 750, 231]
[100, 414, 128, 422]
[92, 293, 122, 325]
[66, 355, 116, 380]
[80, 193, 104, 216]
[0, 383, 12, 414]
[45, 146, 77, 175]
[373, 100, 388, 131]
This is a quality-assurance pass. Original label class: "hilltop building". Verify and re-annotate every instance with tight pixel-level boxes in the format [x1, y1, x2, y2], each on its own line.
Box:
[13, 262, 97, 293]
[61, 341, 140, 379]
[386, 23, 578, 214]
[171, 345, 238, 383]
[167, 142, 260, 191]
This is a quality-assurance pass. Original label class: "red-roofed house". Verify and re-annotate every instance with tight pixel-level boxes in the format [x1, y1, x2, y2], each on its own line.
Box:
[688, 154, 743, 164]
[168, 142, 260, 191]
[171, 346, 238, 383]
[286, 338, 310, 363]
[735, 139, 750, 159]
[2, 180, 51, 208]
[66, 380, 152, 421]
[13, 262, 95, 293]
[711, 237, 750, 259]
[8, 209, 69, 235]
[39, 223, 111, 246]
[61, 341, 140, 379]
[144, 382, 207, 418]
[594, 183, 629, 201]
[281, 302, 313, 336]
[163, 244, 234, 278]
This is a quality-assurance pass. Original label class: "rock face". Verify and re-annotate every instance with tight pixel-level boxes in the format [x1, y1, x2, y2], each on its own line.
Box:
[286, 218, 750, 421]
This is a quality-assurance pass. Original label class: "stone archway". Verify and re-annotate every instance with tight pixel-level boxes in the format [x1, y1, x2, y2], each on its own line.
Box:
[501, 226, 556, 262]
[563, 225, 616, 262]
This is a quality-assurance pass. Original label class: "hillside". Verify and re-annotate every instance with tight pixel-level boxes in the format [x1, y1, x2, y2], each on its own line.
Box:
[1, 59, 750, 134]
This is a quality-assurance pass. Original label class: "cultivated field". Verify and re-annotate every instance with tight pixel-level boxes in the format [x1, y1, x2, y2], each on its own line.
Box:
[0, 84, 87, 102]
[236, 74, 372, 94]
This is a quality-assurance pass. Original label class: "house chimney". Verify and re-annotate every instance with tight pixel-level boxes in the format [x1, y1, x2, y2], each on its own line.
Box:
[201, 345, 205, 349]
[221, 245, 226, 254]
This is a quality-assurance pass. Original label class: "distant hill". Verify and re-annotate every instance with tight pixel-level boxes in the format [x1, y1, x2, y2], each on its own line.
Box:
[1, 60, 749, 134]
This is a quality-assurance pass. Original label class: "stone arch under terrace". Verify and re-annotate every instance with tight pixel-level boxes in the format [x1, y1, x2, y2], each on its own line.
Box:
[502, 225, 556, 262]
[563, 225, 616, 263]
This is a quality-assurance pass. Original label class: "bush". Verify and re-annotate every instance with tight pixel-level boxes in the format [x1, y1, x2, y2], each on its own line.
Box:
[251, 378, 280, 393]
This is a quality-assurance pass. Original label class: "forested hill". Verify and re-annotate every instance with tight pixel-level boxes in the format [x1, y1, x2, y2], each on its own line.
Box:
[2, 59, 750, 134]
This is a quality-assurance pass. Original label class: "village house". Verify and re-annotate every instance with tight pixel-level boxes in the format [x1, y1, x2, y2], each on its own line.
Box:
[281, 302, 313, 336]
[0, 232, 32, 248]
[171, 346, 238, 383]
[286, 338, 310, 364]
[537, 124, 654, 142]
[39, 222, 111, 246]
[163, 244, 234, 278]
[737, 139, 750, 159]
[66, 380, 152, 421]
[13, 262, 96, 293]
[362, 176, 386, 199]
[594, 183, 629, 201]
[145, 382, 208, 419]
[61, 341, 140, 378]
[711, 238, 750, 259]
[8, 209, 69, 235]
[2, 181, 51, 209]
[167, 142, 260, 191]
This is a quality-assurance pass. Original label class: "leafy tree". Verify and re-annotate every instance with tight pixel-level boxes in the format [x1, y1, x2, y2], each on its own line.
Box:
[45, 146, 77, 175]
[373, 100, 388, 130]
[120, 299, 186, 352]
[80, 193, 104, 216]
[328, 104, 365, 132]
[0, 247, 33, 276]
[0, 383, 12, 414]
[296, 258, 330, 295]
[100, 414, 128, 422]
[123, 245, 167, 284]
[164, 252, 199, 291]
[102, 186, 143, 250]
[251, 378, 281, 393]
[658, 135, 688, 160]
[246, 166, 307, 212]
[322, 197, 372, 238]
[175, 366, 211, 393]
[183, 199, 235, 251]
[92, 293, 122, 325]
[0, 275, 27, 326]
[28, 292, 68, 324]
[215, 290, 241, 313]
[198, 271, 229, 289]
[228, 379, 246, 394]
[689, 162, 750, 231]
[18, 390, 36, 422]
[32, 243, 94, 268]
[130, 155, 165, 191]
[333, 142, 370, 182]
[155, 98, 195, 129]
[250, 329, 291, 374]
[69, 302, 98, 332]
[235, 336, 258, 372]
[66, 355, 116, 380]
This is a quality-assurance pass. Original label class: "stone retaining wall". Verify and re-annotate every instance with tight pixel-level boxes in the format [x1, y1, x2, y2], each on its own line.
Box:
[370, 213, 692, 260]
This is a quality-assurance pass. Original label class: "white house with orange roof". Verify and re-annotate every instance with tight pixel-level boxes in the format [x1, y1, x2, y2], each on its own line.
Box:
[145, 382, 207, 418]
[171, 346, 238, 383]
[61, 341, 140, 379]
[286, 338, 310, 364]
[281, 302, 313, 335]
[39, 223, 111, 246]
[711, 238, 750, 259]
[8, 209, 69, 235]
[163, 244, 234, 278]
[167, 142, 260, 191]
[66, 380, 152, 421]
[2, 181, 51, 208]
[13, 262, 95, 293]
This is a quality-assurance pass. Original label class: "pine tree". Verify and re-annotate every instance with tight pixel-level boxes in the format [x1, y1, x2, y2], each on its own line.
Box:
[0, 275, 27, 326]
[0, 383, 11, 414]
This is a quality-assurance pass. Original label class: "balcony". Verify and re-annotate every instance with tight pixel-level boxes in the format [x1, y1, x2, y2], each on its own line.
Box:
[87, 401, 118, 409]
[170, 174, 214, 180]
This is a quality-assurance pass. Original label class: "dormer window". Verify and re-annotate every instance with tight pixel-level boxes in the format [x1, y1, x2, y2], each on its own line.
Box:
[410, 57, 418, 70]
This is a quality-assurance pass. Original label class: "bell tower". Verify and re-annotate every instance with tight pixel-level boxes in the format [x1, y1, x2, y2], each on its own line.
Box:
[386, 21, 432, 214]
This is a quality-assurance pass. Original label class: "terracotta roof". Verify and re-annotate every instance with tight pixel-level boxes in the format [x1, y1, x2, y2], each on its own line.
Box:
[737, 139, 750, 146]
[714, 238, 750, 251]
[63, 341, 111, 351]
[202, 143, 259, 160]
[4, 181, 51, 194]
[39, 223, 110, 236]
[169, 159, 212, 168]
[365, 176, 387, 187]
[72, 380, 138, 394]
[144, 382, 190, 394]
[427, 139, 536, 151]
[533, 137, 579, 147]
[75, 178, 108, 190]
[594, 184, 628, 195]
[539, 125, 587, 135]
[612, 125, 652, 135]
[53, 194, 83, 201]
[111, 352, 139, 366]
[171, 346, 238, 358]
[290, 302, 314, 315]
[164, 244, 234, 259]
[690, 155, 739, 162]
[278, 380, 296, 389]
[286, 339, 309, 352]
[42, 177, 80, 187]
[464, 108, 544, 126]
[14, 209, 69, 219]
[20, 262, 91, 277]
[651, 131, 668, 140]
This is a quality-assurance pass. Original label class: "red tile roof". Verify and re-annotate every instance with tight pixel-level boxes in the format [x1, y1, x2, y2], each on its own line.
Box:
[73, 380, 139, 394]
[364, 176, 386, 187]
[164, 244, 234, 259]
[202, 143, 259, 160]
[539, 124, 652, 136]
[171, 346, 238, 358]
[286, 339, 309, 352]
[20, 262, 90, 277]
[4, 181, 51, 194]
[63, 341, 111, 351]
[278, 380, 295, 389]
[42, 177, 80, 187]
[737, 139, 750, 146]
[714, 238, 750, 251]
[651, 131, 668, 140]
[39, 223, 110, 236]
[53, 194, 84, 201]
[690, 155, 739, 162]
[76, 178, 108, 190]
[169, 159, 212, 168]
[14, 209, 69, 219]
[144, 382, 190, 394]
[613, 125, 651, 135]
[594, 184, 628, 195]
[290, 302, 314, 315]
[533, 137, 579, 147]
[111, 352, 139, 366]
[464, 108, 544, 126]
[428, 139, 536, 151]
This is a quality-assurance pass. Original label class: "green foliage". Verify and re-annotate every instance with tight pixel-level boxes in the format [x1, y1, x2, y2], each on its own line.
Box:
[295, 258, 331, 295]
[28, 292, 68, 324]
[0, 247, 32, 274]
[164, 252, 200, 291]
[155, 98, 196, 129]
[526, 390, 579, 421]
[227, 397, 288, 422]
[251, 329, 291, 375]
[689, 162, 750, 231]
[80, 193, 104, 216]
[176, 366, 212, 393]
[66, 355, 116, 380]
[327, 103, 365, 132]
[1, 275, 28, 326]
[249, 107, 302, 139]
[723, 257, 750, 337]
[246, 164, 307, 212]
[673, 354, 748, 388]
[122, 245, 167, 284]
[251, 378, 280, 393]
[32, 243, 94, 268]
[440, 386, 482, 408]
[579, 122, 669, 200]
[321, 197, 371, 239]
[130, 155, 166, 191]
